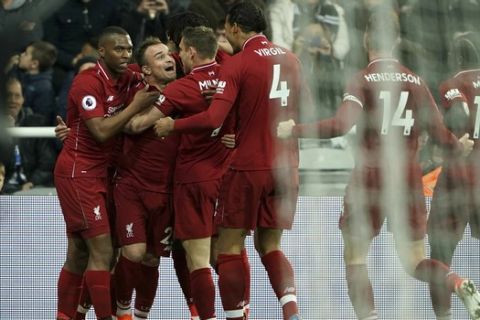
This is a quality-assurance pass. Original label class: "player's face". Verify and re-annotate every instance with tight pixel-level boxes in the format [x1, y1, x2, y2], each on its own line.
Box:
[178, 38, 193, 74]
[0, 171, 4, 192]
[6, 80, 24, 119]
[143, 43, 176, 83]
[99, 34, 133, 76]
[224, 18, 241, 53]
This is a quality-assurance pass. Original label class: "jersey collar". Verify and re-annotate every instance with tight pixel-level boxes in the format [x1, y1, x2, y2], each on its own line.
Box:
[191, 61, 218, 74]
[368, 58, 398, 67]
[242, 34, 268, 50]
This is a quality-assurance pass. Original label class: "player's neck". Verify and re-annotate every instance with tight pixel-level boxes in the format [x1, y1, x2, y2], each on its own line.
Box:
[146, 76, 167, 91]
[368, 50, 393, 62]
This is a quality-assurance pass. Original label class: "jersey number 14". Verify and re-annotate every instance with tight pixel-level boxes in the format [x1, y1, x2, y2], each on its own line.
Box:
[379, 90, 415, 136]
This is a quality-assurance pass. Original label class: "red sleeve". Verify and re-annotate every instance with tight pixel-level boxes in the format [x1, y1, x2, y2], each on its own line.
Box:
[70, 75, 105, 120]
[438, 79, 467, 111]
[420, 84, 462, 153]
[293, 100, 362, 138]
[156, 84, 183, 117]
[173, 99, 233, 133]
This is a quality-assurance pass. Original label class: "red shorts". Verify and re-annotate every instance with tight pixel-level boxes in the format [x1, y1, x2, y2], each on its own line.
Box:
[339, 168, 427, 240]
[428, 170, 480, 242]
[114, 183, 173, 257]
[174, 179, 221, 240]
[55, 176, 111, 239]
[216, 168, 299, 231]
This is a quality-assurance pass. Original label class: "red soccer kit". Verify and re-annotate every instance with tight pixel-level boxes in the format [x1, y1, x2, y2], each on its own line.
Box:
[54, 61, 140, 238]
[293, 58, 462, 239]
[428, 69, 480, 241]
[156, 61, 232, 240]
[173, 35, 302, 230]
[113, 81, 179, 256]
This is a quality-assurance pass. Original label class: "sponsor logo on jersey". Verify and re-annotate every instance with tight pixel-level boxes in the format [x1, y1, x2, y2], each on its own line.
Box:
[82, 95, 97, 111]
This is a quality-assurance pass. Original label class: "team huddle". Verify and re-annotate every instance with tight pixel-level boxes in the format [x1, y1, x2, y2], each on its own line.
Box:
[53, 2, 480, 320]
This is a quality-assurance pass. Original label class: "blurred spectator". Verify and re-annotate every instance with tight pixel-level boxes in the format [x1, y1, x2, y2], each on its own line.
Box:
[113, 0, 171, 45]
[43, 0, 116, 91]
[188, 0, 271, 38]
[6, 41, 58, 124]
[0, 0, 65, 110]
[316, 1, 350, 62]
[3, 77, 56, 194]
[294, 23, 343, 119]
[269, 0, 295, 50]
[447, 0, 480, 35]
[0, 161, 5, 194]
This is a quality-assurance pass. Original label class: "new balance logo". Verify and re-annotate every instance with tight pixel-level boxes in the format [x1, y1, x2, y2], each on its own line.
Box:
[236, 300, 246, 308]
[107, 95, 115, 102]
[284, 287, 296, 294]
[126, 223, 134, 238]
[93, 205, 102, 221]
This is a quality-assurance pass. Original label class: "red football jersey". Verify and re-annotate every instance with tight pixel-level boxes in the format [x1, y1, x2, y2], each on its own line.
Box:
[294, 58, 461, 168]
[174, 35, 301, 170]
[438, 69, 480, 184]
[157, 61, 231, 183]
[55, 61, 140, 178]
[116, 81, 179, 193]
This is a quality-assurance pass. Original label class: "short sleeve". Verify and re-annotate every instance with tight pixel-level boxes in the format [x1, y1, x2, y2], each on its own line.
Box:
[69, 75, 105, 120]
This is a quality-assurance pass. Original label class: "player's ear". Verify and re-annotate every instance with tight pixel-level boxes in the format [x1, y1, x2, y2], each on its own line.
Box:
[98, 46, 105, 58]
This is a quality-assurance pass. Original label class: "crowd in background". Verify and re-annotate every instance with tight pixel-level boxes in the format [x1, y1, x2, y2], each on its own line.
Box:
[0, 0, 479, 194]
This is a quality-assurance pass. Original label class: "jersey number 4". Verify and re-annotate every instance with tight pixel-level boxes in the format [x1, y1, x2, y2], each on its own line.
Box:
[269, 64, 290, 107]
[379, 90, 415, 136]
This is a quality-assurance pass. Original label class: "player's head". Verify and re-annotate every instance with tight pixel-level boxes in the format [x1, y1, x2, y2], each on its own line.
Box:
[136, 37, 176, 84]
[18, 41, 57, 73]
[179, 26, 218, 74]
[5, 77, 24, 120]
[166, 11, 209, 51]
[225, 1, 267, 53]
[449, 32, 480, 71]
[364, 9, 400, 55]
[98, 26, 133, 76]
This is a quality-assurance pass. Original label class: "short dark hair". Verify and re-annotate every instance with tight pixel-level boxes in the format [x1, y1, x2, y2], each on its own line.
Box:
[30, 41, 57, 72]
[166, 11, 209, 48]
[98, 26, 129, 47]
[135, 37, 163, 67]
[182, 26, 218, 60]
[365, 10, 400, 52]
[227, 1, 267, 34]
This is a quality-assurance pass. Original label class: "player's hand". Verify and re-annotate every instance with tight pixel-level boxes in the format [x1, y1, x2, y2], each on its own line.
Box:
[277, 119, 296, 139]
[154, 117, 174, 137]
[459, 133, 474, 157]
[132, 84, 160, 111]
[221, 134, 236, 148]
[54, 115, 70, 142]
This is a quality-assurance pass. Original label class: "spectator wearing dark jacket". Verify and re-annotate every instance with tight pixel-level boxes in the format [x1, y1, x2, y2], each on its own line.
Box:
[42, 0, 116, 91]
[3, 77, 56, 194]
[8, 41, 58, 124]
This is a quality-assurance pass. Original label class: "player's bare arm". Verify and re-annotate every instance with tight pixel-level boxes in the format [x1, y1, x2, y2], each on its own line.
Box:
[85, 85, 160, 143]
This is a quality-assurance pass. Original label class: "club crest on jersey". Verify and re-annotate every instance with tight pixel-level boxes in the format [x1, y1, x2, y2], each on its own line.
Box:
[126, 223, 134, 238]
[82, 95, 97, 111]
[93, 205, 102, 220]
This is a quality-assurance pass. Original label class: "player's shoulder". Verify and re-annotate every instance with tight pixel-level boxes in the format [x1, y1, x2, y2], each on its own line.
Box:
[70, 68, 103, 92]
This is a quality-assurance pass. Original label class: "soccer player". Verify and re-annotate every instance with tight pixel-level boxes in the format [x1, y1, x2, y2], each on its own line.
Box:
[54, 26, 159, 320]
[112, 37, 179, 320]
[428, 32, 480, 320]
[276, 11, 480, 320]
[128, 25, 232, 320]
[154, 3, 303, 319]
